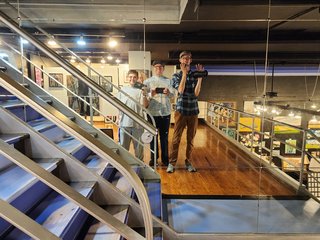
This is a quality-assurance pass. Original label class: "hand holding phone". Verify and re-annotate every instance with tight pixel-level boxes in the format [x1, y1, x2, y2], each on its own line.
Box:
[155, 87, 165, 94]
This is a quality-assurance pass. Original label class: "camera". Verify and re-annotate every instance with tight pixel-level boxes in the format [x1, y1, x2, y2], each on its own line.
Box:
[133, 82, 146, 89]
[192, 70, 208, 78]
[155, 87, 165, 94]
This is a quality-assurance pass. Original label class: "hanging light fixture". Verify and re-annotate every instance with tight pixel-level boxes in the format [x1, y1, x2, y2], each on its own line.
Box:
[115, 58, 121, 64]
[47, 36, 57, 46]
[77, 35, 86, 46]
[85, 57, 91, 63]
[100, 58, 106, 64]
[107, 54, 113, 60]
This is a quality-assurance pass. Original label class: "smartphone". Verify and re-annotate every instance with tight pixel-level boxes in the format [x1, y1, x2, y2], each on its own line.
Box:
[155, 87, 165, 93]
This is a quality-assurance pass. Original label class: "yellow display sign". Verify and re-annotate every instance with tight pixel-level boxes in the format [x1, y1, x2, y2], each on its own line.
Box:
[239, 117, 261, 132]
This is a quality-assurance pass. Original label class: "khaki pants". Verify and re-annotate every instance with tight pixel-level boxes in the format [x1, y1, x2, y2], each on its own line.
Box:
[169, 111, 198, 166]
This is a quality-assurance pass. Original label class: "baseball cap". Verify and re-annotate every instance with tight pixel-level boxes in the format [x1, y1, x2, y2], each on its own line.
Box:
[179, 51, 192, 59]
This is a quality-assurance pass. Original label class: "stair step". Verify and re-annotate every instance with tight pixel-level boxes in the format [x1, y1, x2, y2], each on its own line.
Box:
[0, 66, 7, 72]
[84, 205, 129, 240]
[0, 94, 17, 101]
[0, 99, 25, 109]
[56, 136, 83, 154]
[83, 154, 109, 175]
[111, 167, 141, 198]
[5, 181, 96, 239]
[0, 158, 62, 202]
[0, 133, 29, 145]
[28, 117, 56, 133]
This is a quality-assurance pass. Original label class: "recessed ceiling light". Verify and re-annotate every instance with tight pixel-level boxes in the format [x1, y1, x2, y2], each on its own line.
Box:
[70, 59, 76, 63]
[101, 58, 106, 64]
[108, 39, 117, 48]
[311, 104, 317, 109]
[107, 54, 113, 60]
[115, 58, 121, 64]
[85, 58, 91, 63]
[77, 35, 86, 46]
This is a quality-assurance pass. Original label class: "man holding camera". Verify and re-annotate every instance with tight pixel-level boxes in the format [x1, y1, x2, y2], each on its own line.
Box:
[167, 51, 205, 173]
[144, 60, 174, 167]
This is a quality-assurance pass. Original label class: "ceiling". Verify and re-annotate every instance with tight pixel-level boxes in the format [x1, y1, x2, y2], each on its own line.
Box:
[0, 0, 319, 65]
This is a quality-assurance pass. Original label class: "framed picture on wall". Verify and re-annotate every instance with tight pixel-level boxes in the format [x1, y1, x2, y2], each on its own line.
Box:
[34, 66, 44, 88]
[285, 139, 297, 154]
[210, 101, 237, 126]
[49, 73, 63, 88]
[101, 76, 113, 92]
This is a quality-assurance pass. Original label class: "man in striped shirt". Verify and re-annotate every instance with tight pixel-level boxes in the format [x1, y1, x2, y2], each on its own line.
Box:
[167, 51, 205, 173]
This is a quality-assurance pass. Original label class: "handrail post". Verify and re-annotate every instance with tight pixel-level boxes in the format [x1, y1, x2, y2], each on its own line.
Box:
[251, 116, 255, 152]
[269, 121, 274, 164]
[236, 112, 240, 142]
[299, 130, 307, 188]
[226, 108, 229, 136]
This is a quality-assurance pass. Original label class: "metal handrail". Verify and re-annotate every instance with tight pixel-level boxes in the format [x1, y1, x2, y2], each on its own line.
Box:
[0, 71, 153, 240]
[2, 0, 157, 129]
[0, 10, 155, 239]
[0, 39, 156, 160]
[0, 10, 157, 137]
[206, 102, 320, 199]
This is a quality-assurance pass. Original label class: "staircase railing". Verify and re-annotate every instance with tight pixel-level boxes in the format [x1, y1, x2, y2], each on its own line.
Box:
[205, 102, 320, 201]
[0, 71, 153, 240]
[0, 10, 157, 240]
[0, 39, 157, 166]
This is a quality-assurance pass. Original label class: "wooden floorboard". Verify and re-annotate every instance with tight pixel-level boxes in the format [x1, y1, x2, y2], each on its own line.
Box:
[93, 119, 297, 197]
[155, 122, 297, 197]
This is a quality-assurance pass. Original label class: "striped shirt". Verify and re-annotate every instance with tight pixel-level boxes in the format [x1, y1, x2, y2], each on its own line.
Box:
[172, 71, 199, 116]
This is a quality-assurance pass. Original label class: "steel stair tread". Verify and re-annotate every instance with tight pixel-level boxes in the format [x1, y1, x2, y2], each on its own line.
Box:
[84, 205, 129, 240]
[55, 136, 83, 154]
[5, 181, 96, 239]
[0, 133, 29, 145]
[0, 158, 63, 202]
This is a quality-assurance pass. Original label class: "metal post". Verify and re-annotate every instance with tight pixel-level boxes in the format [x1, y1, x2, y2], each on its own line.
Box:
[299, 131, 307, 187]
[269, 121, 274, 164]
[251, 116, 255, 152]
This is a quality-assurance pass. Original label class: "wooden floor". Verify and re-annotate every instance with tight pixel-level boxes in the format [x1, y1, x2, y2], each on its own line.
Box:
[93, 119, 297, 197]
[155, 121, 297, 197]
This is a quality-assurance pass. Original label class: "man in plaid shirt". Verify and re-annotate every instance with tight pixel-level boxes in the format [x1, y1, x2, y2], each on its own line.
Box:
[167, 51, 205, 173]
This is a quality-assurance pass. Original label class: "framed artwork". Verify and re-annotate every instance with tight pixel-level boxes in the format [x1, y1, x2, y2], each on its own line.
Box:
[222, 127, 236, 139]
[210, 102, 237, 126]
[49, 73, 63, 88]
[66, 75, 79, 110]
[34, 66, 43, 88]
[274, 116, 301, 134]
[101, 76, 113, 93]
[123, 71, 129, 83]
[285, 139, 297, 154]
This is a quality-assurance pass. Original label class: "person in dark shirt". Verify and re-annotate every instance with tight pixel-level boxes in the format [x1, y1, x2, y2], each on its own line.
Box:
[167, 51, 205, 173]
[78, 80, 90, 116]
